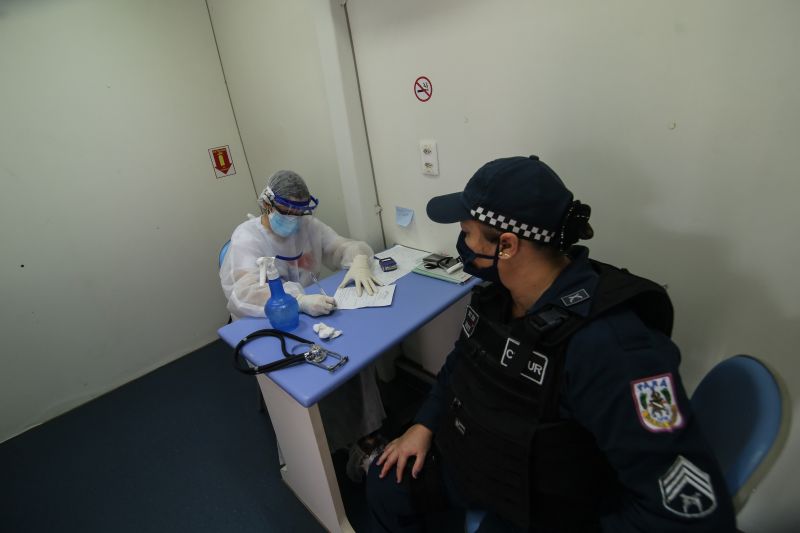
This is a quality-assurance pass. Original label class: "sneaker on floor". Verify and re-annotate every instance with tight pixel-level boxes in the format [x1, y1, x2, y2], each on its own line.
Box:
[345, 435, 387, 483]
[346, 442, 369, 483]
[361, 445, 384, 476]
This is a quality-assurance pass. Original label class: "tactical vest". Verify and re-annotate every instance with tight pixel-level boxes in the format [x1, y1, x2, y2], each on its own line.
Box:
[435, 259, 673, 531]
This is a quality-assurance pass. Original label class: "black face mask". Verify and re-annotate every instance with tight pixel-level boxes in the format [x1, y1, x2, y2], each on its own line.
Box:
[456, 231, 500, 283]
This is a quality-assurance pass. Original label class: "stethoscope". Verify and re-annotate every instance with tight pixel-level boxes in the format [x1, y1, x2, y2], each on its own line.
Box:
[233, 329, 348, 375]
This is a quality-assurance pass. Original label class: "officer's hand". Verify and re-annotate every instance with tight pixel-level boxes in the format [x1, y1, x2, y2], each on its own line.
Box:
[376, 423, 433, 483]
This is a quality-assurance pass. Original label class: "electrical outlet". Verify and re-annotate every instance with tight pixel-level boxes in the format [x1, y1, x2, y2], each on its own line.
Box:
[419, 139, 439, 176]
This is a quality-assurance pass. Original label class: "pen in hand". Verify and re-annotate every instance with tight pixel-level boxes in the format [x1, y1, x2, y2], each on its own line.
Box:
[310, 272, 329, 297]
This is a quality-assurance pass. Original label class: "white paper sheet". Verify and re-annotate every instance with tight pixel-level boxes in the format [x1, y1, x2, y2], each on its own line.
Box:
[372, 244, 431, 285]
[334, 284, 396, 310]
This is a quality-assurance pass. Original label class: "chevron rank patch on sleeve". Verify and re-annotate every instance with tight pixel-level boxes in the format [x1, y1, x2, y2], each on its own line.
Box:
[659, 455, 718, 518]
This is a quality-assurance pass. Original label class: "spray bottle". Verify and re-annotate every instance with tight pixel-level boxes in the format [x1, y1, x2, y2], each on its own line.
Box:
[257, 256, 300, 331]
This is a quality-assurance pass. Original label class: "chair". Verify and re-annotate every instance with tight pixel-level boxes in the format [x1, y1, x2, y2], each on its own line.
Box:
[465, 509, 487, 533]
[219, 239, 231, 268]
[691, 354, 783, 511]
[219, 239, 233, 325]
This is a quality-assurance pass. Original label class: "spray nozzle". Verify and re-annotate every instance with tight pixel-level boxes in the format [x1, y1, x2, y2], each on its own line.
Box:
[256, 256, 279, 286]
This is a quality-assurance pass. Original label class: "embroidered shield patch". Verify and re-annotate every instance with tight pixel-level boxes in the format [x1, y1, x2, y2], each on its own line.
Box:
[462, 305, 479, 338]
[659, 455, 717, 518]
[631, 373, 684, 432]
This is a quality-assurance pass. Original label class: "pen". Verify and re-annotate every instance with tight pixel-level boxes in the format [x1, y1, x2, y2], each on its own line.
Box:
[310, 273, 329, 297]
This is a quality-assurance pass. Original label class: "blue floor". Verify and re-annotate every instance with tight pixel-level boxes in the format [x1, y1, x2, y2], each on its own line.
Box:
[0, 340, 359, 533]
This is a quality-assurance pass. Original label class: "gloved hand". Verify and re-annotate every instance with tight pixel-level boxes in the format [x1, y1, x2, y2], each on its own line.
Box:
[338, 254, 381, 296]
[297, 294, 337, 316]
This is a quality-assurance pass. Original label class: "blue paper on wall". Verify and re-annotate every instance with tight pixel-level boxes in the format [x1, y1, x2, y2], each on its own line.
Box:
[395, 206, 414, 227]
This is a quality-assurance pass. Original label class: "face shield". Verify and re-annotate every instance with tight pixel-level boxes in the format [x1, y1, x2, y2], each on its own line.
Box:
[259, 186, 319, 216]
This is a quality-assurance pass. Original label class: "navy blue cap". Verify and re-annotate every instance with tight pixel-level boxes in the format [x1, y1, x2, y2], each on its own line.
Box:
[426, 155, 576, 246]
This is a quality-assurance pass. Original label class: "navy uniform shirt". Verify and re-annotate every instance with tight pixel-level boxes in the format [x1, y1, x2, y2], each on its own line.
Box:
[414, 246, 736, 532]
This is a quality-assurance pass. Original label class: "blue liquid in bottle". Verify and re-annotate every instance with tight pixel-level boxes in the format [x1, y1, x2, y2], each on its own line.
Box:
[265, 276, 300, 331]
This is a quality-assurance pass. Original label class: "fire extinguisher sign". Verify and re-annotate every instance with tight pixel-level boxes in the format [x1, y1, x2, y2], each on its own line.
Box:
[209, 145, 236, 178]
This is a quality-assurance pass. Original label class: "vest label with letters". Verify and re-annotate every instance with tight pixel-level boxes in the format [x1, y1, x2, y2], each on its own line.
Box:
[522, 350, 548, 384]
[560, 288, 590, 307]
[462, 305, 479, 338]
[501, 337, 548, 385]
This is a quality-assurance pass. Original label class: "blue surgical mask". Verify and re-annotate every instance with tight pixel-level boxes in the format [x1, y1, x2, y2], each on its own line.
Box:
[268, 211, 300, 237]
[456, 231, 500, 283]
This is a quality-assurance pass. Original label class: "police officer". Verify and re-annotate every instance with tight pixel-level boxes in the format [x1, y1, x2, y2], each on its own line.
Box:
[366, 156, 736, 532]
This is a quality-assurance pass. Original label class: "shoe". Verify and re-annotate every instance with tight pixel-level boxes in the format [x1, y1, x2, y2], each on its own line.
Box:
[361, 446, 384, 475]
[345, 434, 387, 483]
[346, 442, 369, 483]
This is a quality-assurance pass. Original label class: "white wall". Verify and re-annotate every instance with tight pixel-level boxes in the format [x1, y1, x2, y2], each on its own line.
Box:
[346, 1, 800, 531]
[0, 0, 255, 442]
[2, 1, 796, 527]
[206, 0, 383, 252]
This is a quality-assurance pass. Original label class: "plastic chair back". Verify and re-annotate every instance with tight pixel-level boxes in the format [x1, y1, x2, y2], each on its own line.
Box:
[691, 355, 782, 498]
[219, 240, 231, 269]
[464, 509, 487, 533]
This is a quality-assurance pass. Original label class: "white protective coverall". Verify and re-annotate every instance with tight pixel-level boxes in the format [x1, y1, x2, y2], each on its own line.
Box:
[219, 215, 386, 451]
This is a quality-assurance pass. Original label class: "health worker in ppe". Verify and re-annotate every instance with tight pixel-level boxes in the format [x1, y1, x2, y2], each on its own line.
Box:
[220, 170, 385, 476]
[221, 169, 381, 320]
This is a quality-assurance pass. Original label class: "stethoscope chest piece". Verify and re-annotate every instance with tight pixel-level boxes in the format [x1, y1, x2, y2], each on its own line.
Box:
[302, 343, 348, 372]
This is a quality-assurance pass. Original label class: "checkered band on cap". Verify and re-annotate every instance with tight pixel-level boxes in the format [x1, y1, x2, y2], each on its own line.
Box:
[470, 206, 555, 243]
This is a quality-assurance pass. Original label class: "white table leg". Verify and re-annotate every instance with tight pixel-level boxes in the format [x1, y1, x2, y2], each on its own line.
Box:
[256, 374, 355, 533]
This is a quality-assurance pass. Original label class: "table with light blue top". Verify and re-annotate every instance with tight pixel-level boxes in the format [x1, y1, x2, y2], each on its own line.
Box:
[218, 268, 478, 533]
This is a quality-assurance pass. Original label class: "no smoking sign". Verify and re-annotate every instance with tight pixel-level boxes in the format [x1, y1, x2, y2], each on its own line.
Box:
[414, 76, 432, 102]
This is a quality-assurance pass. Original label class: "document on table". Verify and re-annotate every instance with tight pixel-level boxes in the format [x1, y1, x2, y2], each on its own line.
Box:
[334, 284, 396, 310]
[372, 244, 431, 285]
